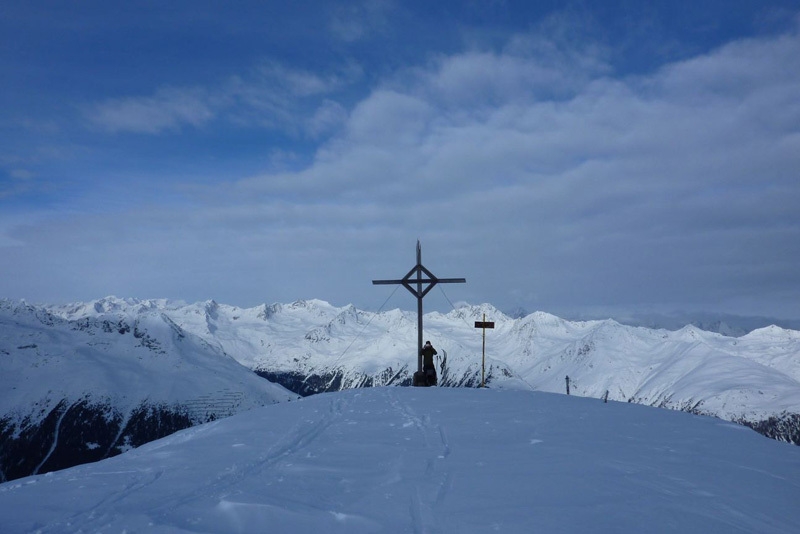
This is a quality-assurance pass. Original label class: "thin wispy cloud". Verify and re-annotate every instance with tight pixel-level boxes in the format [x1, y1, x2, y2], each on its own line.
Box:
[89, 87, 215, 134]
[328, 0, 395, 43]
[86, 61, 361, 137]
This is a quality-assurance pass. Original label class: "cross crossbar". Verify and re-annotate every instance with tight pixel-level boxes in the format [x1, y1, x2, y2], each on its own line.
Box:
[373, 278, 467, 286]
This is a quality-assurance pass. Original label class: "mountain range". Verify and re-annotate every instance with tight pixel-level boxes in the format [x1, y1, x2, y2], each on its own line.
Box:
[2, 296, 799, 482]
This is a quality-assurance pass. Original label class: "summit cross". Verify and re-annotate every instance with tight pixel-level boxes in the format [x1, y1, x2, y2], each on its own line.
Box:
[373, 241, 466, 381]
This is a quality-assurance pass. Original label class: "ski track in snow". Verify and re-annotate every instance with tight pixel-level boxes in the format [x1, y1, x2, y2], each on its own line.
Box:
[387, 388, 454, 533]
[261, 395, 345, 467]
[36, 396, 351, 533]
[167, 397, 347, 521]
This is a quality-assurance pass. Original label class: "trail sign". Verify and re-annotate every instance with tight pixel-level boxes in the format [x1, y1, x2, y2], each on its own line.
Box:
[474, 314, 494, 387]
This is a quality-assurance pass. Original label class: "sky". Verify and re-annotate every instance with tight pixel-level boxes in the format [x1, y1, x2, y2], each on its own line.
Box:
[1, 1, 800, 321]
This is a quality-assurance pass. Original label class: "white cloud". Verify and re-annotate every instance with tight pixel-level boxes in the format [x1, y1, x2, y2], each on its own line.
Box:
[87, 61, 361, 137]
[345, 90, 433, 145]
[328, 0, 395, 43]
[89, 87, 215, 134]
[9, 169, 34, 180]
[306, 99, 349, 138]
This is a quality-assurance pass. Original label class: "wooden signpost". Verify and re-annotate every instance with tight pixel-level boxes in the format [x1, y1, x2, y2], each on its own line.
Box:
[474, 313, 494, 387]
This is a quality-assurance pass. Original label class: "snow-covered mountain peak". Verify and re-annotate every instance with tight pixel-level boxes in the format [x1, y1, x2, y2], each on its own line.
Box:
[529, 310, 564, 321]
[243, 299, 344, 324]
[49, 295, 182, 320]
[256, 303, 281, 320]
[671, 323, 729, 344]
[375, 308, 415, 329]
[0, 298, 39, 316]
[325, 304, 364, 329]
[288, 298, 335, 313]
[64, 295, 136, 316]
[513, 310, 582, 337]
[743, 324, 800, 341]
[579, 317, 637, 345]
[443, 303, 507, 323]
[1, 298, 60, 327]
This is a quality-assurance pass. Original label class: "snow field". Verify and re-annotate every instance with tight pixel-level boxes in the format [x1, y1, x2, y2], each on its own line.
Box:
[2, 387, 799, 533]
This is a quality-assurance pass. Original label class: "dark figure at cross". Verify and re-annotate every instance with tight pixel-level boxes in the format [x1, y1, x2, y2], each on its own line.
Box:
[373, 241, 465, 386]
[421, 340, 438, 386]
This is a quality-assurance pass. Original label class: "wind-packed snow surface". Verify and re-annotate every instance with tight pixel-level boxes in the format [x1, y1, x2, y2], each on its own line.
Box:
[2, 387, 799, 533]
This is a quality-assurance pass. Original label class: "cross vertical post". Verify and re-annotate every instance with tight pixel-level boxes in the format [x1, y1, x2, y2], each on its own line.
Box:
[373, 241, 466, 379]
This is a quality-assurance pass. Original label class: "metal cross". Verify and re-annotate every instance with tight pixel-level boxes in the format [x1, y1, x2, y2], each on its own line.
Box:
[373, 240, 466, 376]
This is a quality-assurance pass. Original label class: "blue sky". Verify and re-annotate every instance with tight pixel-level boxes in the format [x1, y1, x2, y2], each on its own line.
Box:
[2, 1, 800, 321]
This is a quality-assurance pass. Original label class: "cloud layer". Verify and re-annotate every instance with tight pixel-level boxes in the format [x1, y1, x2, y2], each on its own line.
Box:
[2, 11, 799, 321]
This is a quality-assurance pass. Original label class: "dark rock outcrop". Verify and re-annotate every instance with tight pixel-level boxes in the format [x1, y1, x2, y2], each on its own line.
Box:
[739, 412, 800, 445]
[0, 398, 194, 483]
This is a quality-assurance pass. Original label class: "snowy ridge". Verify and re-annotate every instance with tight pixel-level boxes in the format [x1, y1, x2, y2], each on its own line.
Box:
[0, 298, 294, 421]
[37, 296, 800, 427]
[0, 298, 297, 482]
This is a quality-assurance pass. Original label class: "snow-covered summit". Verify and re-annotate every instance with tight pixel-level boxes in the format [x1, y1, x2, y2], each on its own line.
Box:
[54, 295, 183, 318]
[2, 387, 799, 533]
[744, 323, 800, 341]
[439, 302, 508, 322]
